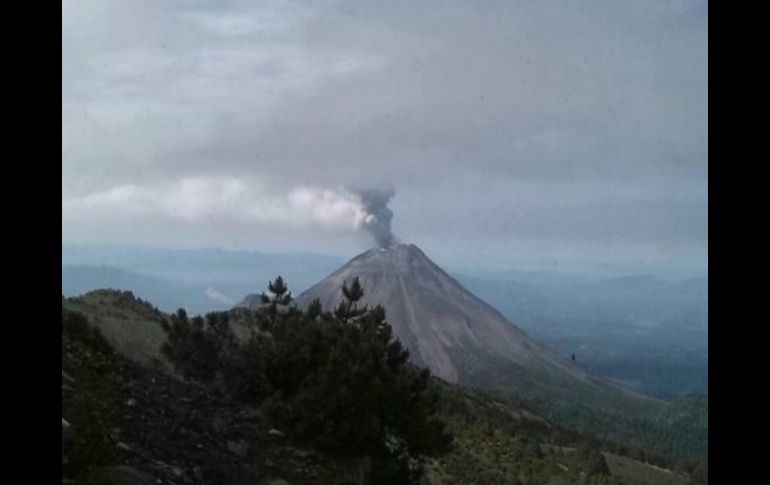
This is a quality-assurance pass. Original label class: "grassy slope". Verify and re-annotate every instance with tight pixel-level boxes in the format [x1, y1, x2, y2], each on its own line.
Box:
[62, 291, 169, 367]
[451, 342, 708, 463]
[604, 454, 689, 485]
[430, 381, 694, 485]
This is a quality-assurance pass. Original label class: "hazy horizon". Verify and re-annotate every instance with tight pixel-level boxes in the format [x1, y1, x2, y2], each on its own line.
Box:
[62, 240, 707, 282]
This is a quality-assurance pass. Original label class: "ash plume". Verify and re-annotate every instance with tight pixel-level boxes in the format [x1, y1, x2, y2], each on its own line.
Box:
[352, 188, 398, 248]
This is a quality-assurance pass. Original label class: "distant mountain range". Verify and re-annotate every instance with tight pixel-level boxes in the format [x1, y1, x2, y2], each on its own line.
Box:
[62, 244, 707, 331]
[62, 244, 344, 315]
[456, 272, 707, 332]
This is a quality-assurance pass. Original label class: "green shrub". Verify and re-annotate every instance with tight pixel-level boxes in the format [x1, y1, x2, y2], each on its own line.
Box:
[159, 276, 453, 484]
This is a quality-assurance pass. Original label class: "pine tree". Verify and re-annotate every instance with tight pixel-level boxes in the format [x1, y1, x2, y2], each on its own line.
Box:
[158, 277, 452, 484]
[259, 275, 294, 332]
[334, 277, 368, 323]
[307, 298, 323, 320]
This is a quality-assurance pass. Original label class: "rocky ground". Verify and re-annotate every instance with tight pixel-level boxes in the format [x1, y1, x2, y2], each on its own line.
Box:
[62, 311, 355, 485]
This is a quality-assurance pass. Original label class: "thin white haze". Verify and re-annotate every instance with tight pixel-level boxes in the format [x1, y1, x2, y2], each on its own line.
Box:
[63, 177, 381, 234]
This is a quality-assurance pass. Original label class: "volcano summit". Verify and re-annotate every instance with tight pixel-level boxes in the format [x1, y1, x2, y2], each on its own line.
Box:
[295, 243, 577, 384]
[239, 243, 661, 414]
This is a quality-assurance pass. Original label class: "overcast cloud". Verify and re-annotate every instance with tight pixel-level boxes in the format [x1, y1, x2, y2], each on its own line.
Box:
[62, 0, 707, 275]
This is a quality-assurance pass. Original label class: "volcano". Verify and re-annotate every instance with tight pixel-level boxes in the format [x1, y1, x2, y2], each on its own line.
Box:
[240, 243, 661, 413]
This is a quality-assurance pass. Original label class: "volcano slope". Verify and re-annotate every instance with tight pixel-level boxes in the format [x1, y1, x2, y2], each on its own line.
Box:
[272, 244, 664, 421]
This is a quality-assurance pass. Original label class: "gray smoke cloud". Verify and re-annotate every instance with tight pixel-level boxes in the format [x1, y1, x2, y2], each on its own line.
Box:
[353, 188, 398, 248]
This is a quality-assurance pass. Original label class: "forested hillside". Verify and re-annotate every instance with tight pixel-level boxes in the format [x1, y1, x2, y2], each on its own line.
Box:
[62, 281, 705, 484]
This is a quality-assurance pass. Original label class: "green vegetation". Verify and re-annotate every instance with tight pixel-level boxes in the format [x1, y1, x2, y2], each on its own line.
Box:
[159, 276, 452, 483]
[426, 380, 693, 485]
[63, 305, 354, 484]
[445, 341, 707, 466]
[62, 289, 168, 367]
[527, 394, 707, 465]
[62, 280, 705, 485]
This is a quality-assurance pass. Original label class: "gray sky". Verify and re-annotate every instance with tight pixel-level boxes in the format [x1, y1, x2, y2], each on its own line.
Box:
[62, 0, 707, 276]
